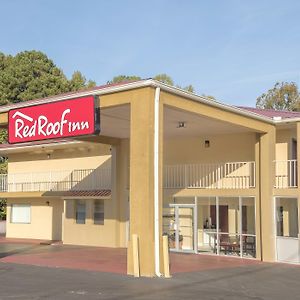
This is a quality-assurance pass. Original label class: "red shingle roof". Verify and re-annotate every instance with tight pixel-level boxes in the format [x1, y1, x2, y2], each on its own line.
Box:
[237, 106, 300, 119]
[63, 190, 111, 198]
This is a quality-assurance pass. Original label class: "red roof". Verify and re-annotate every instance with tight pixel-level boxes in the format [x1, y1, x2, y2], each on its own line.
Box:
[237, 106, 300, 119]
[63, 190, 111, 198]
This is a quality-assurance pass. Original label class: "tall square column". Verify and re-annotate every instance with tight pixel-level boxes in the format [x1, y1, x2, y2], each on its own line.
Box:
[259, 127, 276, 262]
[127, 88, 164, 277]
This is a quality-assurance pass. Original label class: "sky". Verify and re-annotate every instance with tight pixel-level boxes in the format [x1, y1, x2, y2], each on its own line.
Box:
[1, 0, 300, 106]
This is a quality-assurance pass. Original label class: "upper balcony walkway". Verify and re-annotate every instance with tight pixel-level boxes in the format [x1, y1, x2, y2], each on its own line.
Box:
[0, 160, 296, 193]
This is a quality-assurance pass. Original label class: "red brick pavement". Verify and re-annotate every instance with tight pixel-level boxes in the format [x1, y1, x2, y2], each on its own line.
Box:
[0, 237, 263, 275]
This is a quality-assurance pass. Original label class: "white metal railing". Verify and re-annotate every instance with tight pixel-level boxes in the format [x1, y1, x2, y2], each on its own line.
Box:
[274, 160, 297, 188]
[0, 168, 111, 192]
[164, 161, 256, 189]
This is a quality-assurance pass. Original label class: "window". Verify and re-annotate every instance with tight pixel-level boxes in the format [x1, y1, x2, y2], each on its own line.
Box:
[11, 204, 31, 224]
[76, 200, 86, 224]
[94, 200, 104, 225]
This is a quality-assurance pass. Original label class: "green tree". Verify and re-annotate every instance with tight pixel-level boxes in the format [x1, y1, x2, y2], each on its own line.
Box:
[153, 73, 174, 85]
[69, 71, 96, 91]
[107, 75, 141, 84]
[108, 73, 196, 93]
[256, 82, 300, 111]
[0, 50, 95, 105]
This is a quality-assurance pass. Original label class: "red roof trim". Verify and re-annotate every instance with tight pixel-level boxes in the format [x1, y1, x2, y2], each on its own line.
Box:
[237, 106, 300, 119]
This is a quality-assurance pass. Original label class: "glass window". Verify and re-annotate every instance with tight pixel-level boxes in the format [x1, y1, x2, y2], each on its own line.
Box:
[94, 200, 104, 225]
[76, 200, 86, 224]
[11, 204, 31, 224]
[276, 197, 298, 238]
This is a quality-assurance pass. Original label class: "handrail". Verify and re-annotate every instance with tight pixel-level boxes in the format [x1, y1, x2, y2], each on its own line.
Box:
[274, 160, 297, 188]
[0, 167, 111, 192]
[164, 161, 255, 189]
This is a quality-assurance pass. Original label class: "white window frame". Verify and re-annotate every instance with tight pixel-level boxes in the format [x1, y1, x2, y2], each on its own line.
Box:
[11, 204, 31, 224]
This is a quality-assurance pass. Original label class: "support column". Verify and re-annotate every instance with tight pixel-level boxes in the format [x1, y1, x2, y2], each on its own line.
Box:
[259, 127, 276, 262]
[254, 134, 261, 260]
[296, 123, 300, 238]
[127, 88, 163, 277]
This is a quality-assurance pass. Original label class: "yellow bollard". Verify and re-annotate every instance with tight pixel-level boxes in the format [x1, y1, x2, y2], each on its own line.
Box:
[132, 234, 140, 277]
[163, 235, 171, 278]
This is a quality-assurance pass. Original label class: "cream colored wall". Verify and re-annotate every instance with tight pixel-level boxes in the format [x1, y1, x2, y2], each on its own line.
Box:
[276, 129, 296, 161]
[8, 143, 111, 174]
[164, 133, 256, 165]
[63, 198, 121, 247]
[6, 198, 63, 240]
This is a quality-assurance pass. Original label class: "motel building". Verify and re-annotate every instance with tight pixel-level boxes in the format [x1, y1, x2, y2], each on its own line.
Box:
[0, 79, 299, 277]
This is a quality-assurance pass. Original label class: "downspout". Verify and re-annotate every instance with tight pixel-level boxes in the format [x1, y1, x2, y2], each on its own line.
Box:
[154, 87, 162, 277]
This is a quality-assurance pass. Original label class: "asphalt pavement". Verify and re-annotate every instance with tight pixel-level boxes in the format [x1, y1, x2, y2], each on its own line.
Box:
[0, 261, 299, 300]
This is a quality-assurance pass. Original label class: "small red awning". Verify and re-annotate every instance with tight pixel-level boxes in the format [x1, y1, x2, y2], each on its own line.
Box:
[62, 190, 111, 198]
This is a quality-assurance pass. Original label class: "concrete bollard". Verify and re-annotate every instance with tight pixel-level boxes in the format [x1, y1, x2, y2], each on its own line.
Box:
[163, 235, 171, 278]
[132, 234, 140, 277]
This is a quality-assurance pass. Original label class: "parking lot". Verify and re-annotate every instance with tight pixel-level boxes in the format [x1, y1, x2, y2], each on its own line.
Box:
[0, 238, 299, 299]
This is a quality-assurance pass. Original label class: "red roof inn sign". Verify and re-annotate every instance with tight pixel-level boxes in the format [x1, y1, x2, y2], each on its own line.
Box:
[8, 96, 100, 144]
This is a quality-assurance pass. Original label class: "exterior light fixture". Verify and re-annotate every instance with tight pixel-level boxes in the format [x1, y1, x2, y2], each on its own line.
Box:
[47, 153, 51, 159]
[205, 140, 210, 148]
[177, 121, 186, 128]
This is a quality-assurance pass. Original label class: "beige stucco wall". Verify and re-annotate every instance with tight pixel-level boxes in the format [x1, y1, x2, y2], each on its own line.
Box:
[6, 198, 63, 240]
[7, 143, 111, 174]
[164, 132, 256, 165]
[276, 129, 296, 161]
[63, 198, 121, 247]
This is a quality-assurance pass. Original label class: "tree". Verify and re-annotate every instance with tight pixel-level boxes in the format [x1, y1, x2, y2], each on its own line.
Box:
[108, 73, 197, 93]
[69, 71, 96, 91]
[153, 73, 174, 86]
[107, 75, 141, 84]
[0, 50, 95, 105]
[256, 82, 300, 111]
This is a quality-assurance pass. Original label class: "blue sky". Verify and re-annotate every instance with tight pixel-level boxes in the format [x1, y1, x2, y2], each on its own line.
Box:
[1, 0, 300, 106]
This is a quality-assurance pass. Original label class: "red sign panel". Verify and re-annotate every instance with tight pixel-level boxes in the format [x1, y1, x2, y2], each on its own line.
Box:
[8, 96, 100, 144]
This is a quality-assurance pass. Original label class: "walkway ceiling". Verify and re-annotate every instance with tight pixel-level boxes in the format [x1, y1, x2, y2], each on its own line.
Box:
[99, 105, 253, 140]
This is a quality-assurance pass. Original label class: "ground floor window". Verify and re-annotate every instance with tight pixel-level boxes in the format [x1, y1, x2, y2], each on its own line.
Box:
[275, 197, 299, 264]
[11, 204, 31, 224]
[75, 200, 86, 224]
[94, 200, 104, 225]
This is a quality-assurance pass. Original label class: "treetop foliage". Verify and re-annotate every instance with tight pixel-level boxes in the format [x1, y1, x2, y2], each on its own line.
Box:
[0, 50, 96, 105]
[256, 82, 300, 111]
[108, 73, 196, 94]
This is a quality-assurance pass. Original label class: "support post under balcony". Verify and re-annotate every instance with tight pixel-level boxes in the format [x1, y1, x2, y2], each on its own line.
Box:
[259, 127, 276, 262]
[297, 123, 300, 189]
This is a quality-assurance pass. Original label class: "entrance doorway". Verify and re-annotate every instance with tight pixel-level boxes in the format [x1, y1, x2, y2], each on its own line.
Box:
[168, 204, 197, 253]
[275, 197, 300, 263]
